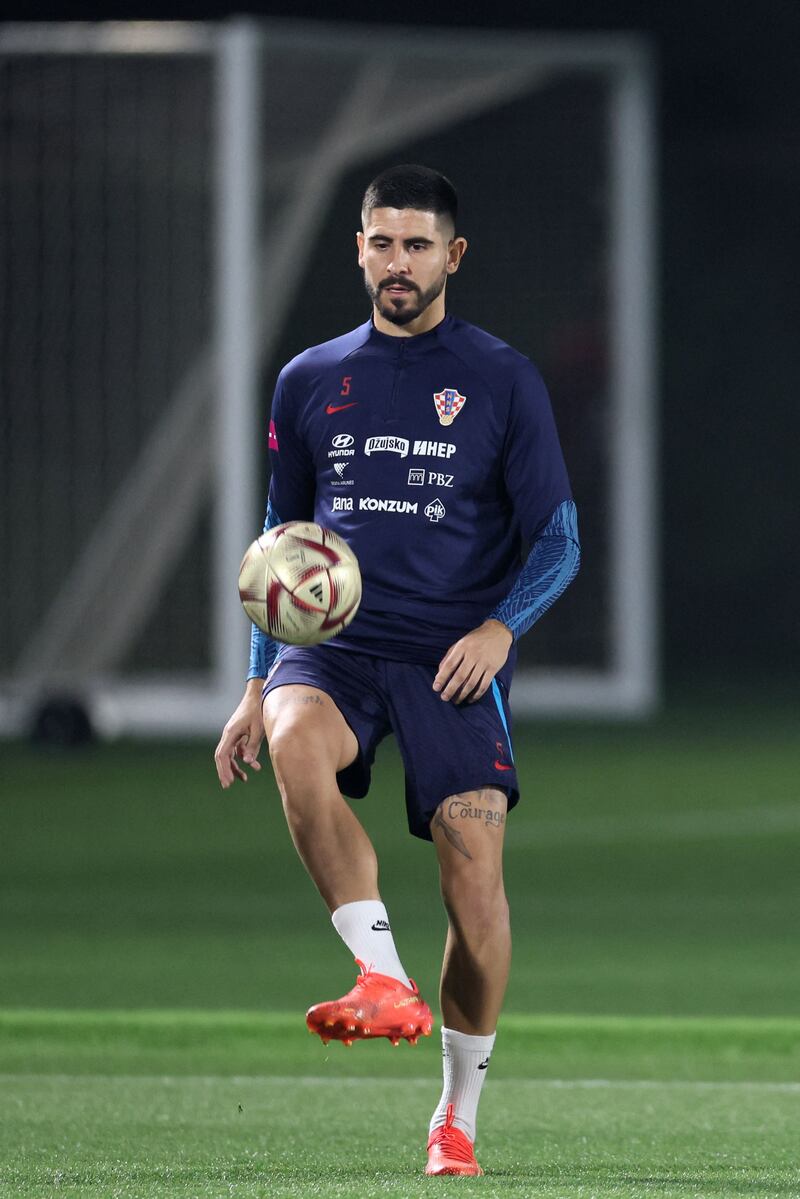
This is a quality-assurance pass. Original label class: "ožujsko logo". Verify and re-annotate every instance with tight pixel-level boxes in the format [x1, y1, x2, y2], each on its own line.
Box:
[364, 435, 409, 457]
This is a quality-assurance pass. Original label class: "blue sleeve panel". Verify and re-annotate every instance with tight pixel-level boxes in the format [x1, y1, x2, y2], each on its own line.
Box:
[247, 499, 284, 681]
[488, 499, 580, 640]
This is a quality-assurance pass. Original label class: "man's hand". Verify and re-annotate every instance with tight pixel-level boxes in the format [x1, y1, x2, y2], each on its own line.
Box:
[433, 619, 513, 704]
[214, 678, 266, 788]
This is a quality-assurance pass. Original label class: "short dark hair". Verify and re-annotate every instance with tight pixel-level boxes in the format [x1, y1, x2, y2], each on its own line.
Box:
[361, 164, 458, 233]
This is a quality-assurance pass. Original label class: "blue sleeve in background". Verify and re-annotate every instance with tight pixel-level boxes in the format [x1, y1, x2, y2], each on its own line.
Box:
[247, 500, 283, 682]
[489, 499, 580, 640]
[247, 367, 316, 682]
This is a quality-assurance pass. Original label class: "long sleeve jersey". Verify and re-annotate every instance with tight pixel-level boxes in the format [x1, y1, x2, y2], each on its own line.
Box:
[249, 313, 579, 676]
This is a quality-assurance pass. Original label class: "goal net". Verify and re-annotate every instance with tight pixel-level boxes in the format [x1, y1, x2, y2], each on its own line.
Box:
[0, 20, 656, 735]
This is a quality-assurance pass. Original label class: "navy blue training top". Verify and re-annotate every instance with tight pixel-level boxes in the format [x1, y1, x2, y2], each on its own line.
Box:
[254, 313, 573, 666]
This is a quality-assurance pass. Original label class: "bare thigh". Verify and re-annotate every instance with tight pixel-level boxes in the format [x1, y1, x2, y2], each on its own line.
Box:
[262, 684, 359, 777]
[430, 788, 509, 878]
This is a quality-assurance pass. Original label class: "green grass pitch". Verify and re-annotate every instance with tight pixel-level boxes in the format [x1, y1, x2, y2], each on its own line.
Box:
[2, 1012, 800, 1197]
[1, 698, 799, 1196]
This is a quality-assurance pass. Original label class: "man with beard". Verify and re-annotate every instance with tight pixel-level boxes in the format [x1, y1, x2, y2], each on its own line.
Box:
[215, 164, 580, 1175]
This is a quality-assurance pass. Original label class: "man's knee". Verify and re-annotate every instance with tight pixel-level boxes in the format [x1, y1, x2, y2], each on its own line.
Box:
[433, 788, 508, 927]
[263, 687, 358, 789]
[441, 869, 508, 932]
[269, 720, 324, 777]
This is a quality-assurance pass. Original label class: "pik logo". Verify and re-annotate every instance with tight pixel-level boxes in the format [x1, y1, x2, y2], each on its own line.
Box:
[433, 388, 466, 427]
[424, 498, 446, 523]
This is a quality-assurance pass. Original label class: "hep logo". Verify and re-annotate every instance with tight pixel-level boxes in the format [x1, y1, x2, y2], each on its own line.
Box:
[331, 434, 354, 449]
[425, 498, 446, 523]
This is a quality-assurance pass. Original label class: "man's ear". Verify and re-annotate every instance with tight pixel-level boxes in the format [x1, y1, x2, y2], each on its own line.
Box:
[446, 236, 468, 274]
[356, 230, 365, 268]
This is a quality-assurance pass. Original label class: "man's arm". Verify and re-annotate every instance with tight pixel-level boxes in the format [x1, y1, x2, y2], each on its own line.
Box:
[215, 370, 316, 788]
[487, 499, 580, 640]
[433, 502, 580, 704]
[434, 363, 579, 704]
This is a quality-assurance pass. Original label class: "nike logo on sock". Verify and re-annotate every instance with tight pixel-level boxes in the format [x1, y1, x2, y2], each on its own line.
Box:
[477, 1058, 490, 1070]
[371, 919, 391, 931]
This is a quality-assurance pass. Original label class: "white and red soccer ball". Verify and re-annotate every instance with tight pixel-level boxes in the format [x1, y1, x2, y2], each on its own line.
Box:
[238, 521, 362, 646]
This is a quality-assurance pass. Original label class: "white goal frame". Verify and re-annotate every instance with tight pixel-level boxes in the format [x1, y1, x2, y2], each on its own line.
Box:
[0, 19, 657, 735]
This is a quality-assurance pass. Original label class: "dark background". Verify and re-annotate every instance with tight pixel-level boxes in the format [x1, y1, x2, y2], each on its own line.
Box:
[11, 0, 799, 688]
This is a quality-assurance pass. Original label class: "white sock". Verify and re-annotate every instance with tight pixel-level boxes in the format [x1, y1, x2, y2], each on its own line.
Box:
[330, 900, 411, 987]
[429, 1026, 496, 1143]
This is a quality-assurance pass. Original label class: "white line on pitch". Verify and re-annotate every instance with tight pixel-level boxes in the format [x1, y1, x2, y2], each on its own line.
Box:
[1, 1075, 799, 1093]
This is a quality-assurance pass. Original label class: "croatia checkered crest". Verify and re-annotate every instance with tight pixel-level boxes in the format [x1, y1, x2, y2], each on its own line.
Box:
[238, 522, 362, 646]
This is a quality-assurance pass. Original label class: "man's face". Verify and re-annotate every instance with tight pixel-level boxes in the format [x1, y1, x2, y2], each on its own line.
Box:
[357, 208, 462, 328]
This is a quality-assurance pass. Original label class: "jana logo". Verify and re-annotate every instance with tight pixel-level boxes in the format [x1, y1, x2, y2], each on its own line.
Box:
[331, 433, 354, 449]
[425, 498, 446, 523]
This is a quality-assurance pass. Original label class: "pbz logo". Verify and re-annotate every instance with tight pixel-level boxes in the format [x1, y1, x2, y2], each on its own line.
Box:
[425, 498, 446, 523]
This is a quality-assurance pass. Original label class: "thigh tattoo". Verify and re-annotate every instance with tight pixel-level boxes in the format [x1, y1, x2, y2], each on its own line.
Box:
[432, 789, 507, 859]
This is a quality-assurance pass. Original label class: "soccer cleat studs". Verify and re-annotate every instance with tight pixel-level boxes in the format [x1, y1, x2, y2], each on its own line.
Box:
[306, 958, 434, 1048]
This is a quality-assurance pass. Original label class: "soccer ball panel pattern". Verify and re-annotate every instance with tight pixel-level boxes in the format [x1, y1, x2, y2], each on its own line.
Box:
[238, 522, 361, 646]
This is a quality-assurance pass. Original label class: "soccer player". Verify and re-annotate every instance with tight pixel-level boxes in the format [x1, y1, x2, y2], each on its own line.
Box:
[214, 164, 580, 1176]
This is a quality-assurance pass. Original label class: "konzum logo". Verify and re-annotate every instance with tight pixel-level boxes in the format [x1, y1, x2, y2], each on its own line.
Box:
[359, 497, 418, 515]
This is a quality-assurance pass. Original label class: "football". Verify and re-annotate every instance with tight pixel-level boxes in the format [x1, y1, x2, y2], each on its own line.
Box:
[238, 521, 362, 646]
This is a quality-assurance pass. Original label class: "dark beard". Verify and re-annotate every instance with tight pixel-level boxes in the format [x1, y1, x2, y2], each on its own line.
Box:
[365, 269, 447, 327]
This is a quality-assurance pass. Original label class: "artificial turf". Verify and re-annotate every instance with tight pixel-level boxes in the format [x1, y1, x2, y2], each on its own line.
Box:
[2, 1012, 799, 1198]
[1, 699, 799, 1196]
[1, 703, 799, 1016]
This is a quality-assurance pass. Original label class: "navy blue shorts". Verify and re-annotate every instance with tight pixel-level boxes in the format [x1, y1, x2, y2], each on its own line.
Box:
[262, 644, 519, 841]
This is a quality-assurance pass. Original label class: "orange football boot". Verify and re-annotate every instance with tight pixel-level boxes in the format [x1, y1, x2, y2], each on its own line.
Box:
[306, 958, 433, 1047]
[426, 1104, 484, 1176]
